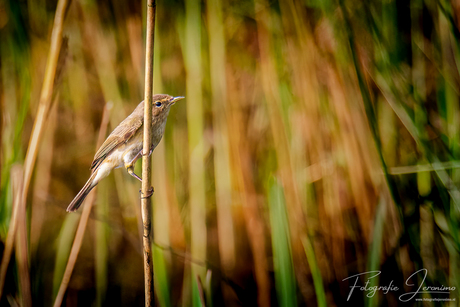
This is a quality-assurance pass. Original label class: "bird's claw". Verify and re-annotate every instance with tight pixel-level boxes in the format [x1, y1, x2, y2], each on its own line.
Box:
[141, 145, 154, 157]
[139, 186, 155, 199]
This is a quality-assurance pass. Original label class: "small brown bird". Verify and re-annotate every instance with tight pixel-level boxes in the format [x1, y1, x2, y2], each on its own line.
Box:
[67, 94, 184, 212]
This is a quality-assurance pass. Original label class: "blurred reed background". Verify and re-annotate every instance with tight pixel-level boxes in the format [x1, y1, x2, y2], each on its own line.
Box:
[1, 0, 460, 306]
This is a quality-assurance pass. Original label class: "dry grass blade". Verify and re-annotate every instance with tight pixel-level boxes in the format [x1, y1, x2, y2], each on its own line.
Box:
[53, 102, 112, 307]
[21, 0, 70, 212]
[0, 166, 23, 300]
[53, 192, 96, 307]
[14, 169, 31, 307]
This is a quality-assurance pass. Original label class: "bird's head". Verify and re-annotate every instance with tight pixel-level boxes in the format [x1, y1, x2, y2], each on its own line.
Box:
[151, 94, 184, 116]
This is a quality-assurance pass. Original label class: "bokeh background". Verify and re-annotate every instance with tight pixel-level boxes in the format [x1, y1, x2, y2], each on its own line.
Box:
[1, 0, 460, 306]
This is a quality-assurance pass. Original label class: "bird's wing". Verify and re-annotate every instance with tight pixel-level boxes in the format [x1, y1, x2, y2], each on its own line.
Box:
[90, 116, 143, 171]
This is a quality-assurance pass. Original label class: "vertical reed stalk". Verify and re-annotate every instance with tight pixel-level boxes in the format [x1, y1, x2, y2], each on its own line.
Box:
[141, 0, 156, 305]
[206, 0, 235, 273]
[15, 168, 31, 307]
[184, 0, 207, 305]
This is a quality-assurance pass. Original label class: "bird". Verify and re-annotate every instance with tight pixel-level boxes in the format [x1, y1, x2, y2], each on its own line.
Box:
[66, 94, 184, 212]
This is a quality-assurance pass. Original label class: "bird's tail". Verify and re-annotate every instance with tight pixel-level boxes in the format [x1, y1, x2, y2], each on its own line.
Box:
[66, 171, 99, 212]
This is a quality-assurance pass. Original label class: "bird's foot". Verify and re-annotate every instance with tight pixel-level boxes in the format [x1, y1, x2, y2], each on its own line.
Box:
[139, 186, 154, 199]
[127, 166, 142, 182]
[141, 145, 154, 157]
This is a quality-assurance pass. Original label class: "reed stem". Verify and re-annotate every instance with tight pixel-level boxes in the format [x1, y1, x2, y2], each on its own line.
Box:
[141, 0, 156, 305]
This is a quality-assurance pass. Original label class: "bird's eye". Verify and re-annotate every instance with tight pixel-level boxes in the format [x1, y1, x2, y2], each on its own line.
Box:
[155, 101, 162, 107]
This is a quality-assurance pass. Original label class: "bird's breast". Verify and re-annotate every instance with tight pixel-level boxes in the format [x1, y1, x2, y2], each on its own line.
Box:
[150, 116, 167, 146]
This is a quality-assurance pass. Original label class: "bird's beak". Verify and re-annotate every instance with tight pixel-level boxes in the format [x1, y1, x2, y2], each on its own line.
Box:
[170, 96, 184, 105]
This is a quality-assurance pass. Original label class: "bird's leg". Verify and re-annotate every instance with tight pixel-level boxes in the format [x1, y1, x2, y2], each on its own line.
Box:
[125, 145, 153, 182]
[130, 149, 143, 164]
[126, 165, 142, 182]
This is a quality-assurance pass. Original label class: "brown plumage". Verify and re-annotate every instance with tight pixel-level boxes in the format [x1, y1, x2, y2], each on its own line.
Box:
[67, 94, 184, 212]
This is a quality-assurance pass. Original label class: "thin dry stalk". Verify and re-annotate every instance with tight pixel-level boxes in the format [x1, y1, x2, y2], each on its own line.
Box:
[0, 0, 70, 300]
[0, 166, 24, 300]
[53, 102, 112, 307]
[21, 0, 70, 213]
[141, 0, 156, 306]
[53, 193, 96, 307]
[15, 171, 31, 307]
